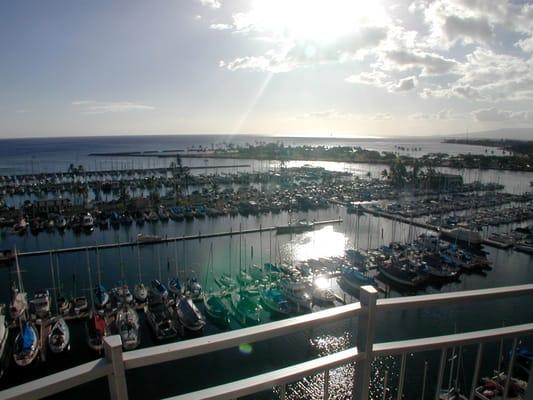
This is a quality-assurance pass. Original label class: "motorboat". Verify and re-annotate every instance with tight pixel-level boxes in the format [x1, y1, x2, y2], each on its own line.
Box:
[112, 283, 134, 304]
[81, 213, 94, 231]
[116, 305, 140, 350]
[339, 266, 376, 294]
[73, 296, 89, 316]
[280, 279, 313, 312]
[168, 277, 183, 297]
[145, 293, 177, 340]
[29, 289, 51, 319]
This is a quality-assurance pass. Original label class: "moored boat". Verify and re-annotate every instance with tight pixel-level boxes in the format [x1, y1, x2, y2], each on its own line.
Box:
[48, 318, 70, 353]
[13, 322, 39, 367]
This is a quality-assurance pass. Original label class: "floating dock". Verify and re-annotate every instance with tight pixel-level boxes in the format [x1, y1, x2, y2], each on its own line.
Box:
[16, 218, 343, 258]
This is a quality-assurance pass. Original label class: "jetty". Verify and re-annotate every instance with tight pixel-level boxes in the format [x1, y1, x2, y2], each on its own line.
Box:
[16, 218, 343, 258]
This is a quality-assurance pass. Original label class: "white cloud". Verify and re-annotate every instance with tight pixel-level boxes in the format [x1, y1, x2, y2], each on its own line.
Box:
[72, 101, 155, 114]
[210, 23, 232, 30]
[198, 0, 221, 9]
[394, 75, 418, 91]
[409, 109, 467, 120]
[516, 35, 533, 53]
[472, 107, 533, 122]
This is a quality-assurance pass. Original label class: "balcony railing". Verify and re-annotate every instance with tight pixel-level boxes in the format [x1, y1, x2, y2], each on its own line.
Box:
[2, 284, 533, 400]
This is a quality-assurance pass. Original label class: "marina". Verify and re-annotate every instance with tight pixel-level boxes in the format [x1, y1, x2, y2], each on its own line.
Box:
[0, 142, 532, 399]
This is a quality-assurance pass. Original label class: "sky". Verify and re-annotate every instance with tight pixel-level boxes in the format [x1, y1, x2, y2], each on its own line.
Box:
[1, 0, 533, 138]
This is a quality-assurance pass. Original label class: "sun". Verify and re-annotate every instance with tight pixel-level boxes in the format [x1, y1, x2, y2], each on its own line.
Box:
[248, 0, 387, 43]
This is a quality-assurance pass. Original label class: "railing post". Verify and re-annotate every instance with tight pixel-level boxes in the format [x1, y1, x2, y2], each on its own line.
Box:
[353, 285, 378, 400]
[104, 335, 128, 400]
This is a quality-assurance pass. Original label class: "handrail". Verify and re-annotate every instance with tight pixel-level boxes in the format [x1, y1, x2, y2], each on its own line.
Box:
[164, 347, 362, 400]
[2, 284, 533, 400]
[124, 302, 363, 370]
[377, 283, 533, 311]
[0, 359, 112, 400]
[373, 323, 533, 356]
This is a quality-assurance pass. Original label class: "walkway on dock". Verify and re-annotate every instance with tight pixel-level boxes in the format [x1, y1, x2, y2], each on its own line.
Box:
[16, 218, 343, 258]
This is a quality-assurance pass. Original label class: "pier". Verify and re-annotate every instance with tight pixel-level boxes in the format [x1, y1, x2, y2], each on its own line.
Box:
[16, 218, 343, 258]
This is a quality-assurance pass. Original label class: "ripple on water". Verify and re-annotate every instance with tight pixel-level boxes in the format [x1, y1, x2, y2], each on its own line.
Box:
[272, 333, 399, 400]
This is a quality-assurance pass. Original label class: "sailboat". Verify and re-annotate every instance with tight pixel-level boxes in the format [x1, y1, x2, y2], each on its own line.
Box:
[94, 248, 109, 309]
[168, 241, 183, 297]
[175, 296, 206, 332]
[10, 249, 28, 320]
[260, 287, 290, 317]
[85, 249, 109, 352]
[48, 318, 70, 353]
[116, 304, 140, 350]
[230, 291, 262, 327]
[13, 321, 39, 367]
[0, 311, 9, 378]
[186, 274, 203, 302]
[48, 253, 71, 354]
[133, 245, 148, 304]
[203, 244, 230, 327]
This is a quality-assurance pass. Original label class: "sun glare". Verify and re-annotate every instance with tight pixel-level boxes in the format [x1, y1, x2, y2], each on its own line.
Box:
[249, 0, 387, 43]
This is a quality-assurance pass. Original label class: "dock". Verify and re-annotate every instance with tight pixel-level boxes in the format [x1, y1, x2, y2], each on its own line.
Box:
[16, 218, 343, 258]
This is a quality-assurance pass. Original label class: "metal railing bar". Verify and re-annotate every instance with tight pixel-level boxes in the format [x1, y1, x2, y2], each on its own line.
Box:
[323, 369, 330, 400]
[124, 303, 362, 370]
[372, 323, 533, 356]
[435, 348, 447, 400]
[377, 284, 533, 312]
[163, 347, 362, 400]
[503, 338, 518, 400]
[397, 353, 407, 400]
[469, 343, 483, 400]
[0, 359, 112, 400]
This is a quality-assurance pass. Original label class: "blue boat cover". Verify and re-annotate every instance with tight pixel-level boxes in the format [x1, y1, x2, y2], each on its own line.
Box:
[22, 324, 36, 352]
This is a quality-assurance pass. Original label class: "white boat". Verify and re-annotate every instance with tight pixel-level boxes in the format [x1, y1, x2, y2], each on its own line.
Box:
[29, 289, 51, 319]
[9, 284, 28, 320]
[133, 283, 148, 303]
[56, 215, 67, 230]
[112, 283, 133, 304]
[0, 313, 9, 378]
[440, 227, 483, 245]
[73, 296, 88, 316]
[175, 296, 206, 332]
[48, 318, 70, 353]
[81, 213, 94, 230]
[145, 293, 177, 340]
[116, 305, 140, 350]
[13, 322, 39, 367]
[280, 279, 313, 311]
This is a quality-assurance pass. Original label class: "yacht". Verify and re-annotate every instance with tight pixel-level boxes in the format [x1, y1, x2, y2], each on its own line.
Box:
[13, 322, 39, 367]
[29, 290, 51, 319]
[145, 293, 177, 340]
[48, 318, 70, 353]
[116, 305, 140, 350]
[280, 279, 313, 312]
[81, 213, 94, 231]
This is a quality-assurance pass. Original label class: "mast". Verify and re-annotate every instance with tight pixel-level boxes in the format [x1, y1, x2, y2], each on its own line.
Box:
[49, 252, 59, 313]
[86, 248, 95, 308]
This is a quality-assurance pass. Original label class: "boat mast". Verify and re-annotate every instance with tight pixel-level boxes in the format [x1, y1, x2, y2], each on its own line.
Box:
[49, 251, 59, 314]
[86, 248, 95, 309]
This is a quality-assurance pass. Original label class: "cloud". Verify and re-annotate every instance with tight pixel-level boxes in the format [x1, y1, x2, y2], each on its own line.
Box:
[198, 0, 221, 9]
[220, 26, 388, 73]
[516, 35, 533, 53]
[72, 101, 155, 114]
[409, 109, 466, 120]
[442, 15, 494, 45]
[384, 50, 457, 75]
[210, 23, 232, 30]
[472, 107, 533, 122]
[394, 76, 418, 91]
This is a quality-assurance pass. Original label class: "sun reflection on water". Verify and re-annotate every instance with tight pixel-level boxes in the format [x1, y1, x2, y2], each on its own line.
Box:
[285, 226, 348, 262]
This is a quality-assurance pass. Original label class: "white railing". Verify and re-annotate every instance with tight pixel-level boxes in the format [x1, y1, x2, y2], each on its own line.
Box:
[2, 284, 533, 400]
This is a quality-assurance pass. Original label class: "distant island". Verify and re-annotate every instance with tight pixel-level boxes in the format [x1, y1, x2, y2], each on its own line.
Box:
[443, 138, 533, 156]
[90, 141, 533, 172]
